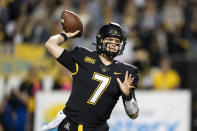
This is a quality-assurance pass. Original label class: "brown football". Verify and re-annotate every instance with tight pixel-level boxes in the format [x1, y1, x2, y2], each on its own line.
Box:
[61, 10, 83, 37]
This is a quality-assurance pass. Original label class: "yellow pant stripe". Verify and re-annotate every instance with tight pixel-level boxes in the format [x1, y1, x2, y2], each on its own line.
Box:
[78, 124, 83, 131]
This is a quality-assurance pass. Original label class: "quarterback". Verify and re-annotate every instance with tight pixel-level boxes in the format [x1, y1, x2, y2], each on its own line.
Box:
[43, 22, 139, 131]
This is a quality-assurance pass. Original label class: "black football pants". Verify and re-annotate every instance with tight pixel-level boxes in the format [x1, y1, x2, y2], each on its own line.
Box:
[58, 117, 109, 131]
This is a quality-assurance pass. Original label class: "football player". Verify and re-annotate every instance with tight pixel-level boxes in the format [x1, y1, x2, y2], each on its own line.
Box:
[43, 23, 139, 131]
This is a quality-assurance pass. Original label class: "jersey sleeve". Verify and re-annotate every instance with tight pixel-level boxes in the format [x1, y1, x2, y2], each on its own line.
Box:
[130, 68, 139, 88]
[70, 46, 88, 63]
[56, 47, 90, 73]
[56, 49, 76, 73]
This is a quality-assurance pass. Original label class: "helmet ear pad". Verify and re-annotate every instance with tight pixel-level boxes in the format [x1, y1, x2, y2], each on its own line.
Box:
[96, 35, 103, 51]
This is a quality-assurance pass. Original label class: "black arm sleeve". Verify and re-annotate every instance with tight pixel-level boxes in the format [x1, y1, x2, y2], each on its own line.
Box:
[56, 49, 76, 73]
[122, 68, 139, 101]
[131, 68, 139, 88]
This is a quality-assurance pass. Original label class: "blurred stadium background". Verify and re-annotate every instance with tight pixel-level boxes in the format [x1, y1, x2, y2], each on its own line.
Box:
[0, 0, 197, 131]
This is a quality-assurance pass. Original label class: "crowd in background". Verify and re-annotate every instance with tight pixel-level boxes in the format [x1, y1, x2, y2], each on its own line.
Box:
[1, 0, 197, 87]
[0, 0, 197, 130]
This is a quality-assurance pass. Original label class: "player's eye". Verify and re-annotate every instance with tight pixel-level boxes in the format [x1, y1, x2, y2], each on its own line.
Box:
[115, 40, 121, 43]
[114, 43, 120, 46]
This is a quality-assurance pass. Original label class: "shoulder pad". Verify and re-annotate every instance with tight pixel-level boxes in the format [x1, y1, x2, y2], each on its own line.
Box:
[116, 61, 138, 70]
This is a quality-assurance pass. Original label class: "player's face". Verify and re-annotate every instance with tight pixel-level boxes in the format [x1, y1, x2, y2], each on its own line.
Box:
[103, 37, 121, 53]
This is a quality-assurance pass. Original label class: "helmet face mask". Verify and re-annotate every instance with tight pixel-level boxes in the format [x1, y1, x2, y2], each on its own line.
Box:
[96, 22, 127, 57]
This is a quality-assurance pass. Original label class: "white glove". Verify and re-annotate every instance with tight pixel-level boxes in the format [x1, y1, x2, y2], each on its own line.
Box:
[42, 110, 66, 130]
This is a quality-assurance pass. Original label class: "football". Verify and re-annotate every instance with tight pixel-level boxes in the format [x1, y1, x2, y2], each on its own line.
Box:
[61, 10, 83, 37]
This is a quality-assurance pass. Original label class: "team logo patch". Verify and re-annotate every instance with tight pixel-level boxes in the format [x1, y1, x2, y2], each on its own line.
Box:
[99, 65, 110, 72]
[101, 67, 107, 72]
[84, 56, 96, 64]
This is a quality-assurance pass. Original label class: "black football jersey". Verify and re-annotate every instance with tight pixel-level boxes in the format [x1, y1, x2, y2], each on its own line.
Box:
[56, 47, 139, 127]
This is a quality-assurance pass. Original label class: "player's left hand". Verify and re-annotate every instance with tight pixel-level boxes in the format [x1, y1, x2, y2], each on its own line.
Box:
[116, 71, 135, 96]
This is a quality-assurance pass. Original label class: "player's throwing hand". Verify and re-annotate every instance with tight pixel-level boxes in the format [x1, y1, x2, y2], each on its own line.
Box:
[61, 30, 80, 39]
[116, 71, 135, 96]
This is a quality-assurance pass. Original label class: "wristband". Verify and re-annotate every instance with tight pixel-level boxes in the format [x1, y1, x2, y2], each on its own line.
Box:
[122, 93, 132, 101]
[59, 33, 68, 41]
[122, 88, 136, 101]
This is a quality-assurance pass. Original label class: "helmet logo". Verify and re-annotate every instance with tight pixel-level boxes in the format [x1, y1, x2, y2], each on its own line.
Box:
[114, 31, 118, 35]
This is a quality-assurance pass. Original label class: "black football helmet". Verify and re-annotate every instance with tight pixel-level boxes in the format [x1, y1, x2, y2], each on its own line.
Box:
[95, 22, 127, 57]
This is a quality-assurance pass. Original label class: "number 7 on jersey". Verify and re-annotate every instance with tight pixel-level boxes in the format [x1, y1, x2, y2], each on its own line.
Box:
[87, 72, 111, 105]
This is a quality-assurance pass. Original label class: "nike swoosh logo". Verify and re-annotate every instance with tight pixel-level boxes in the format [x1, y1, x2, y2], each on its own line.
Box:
[114, 72, 122, 75]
